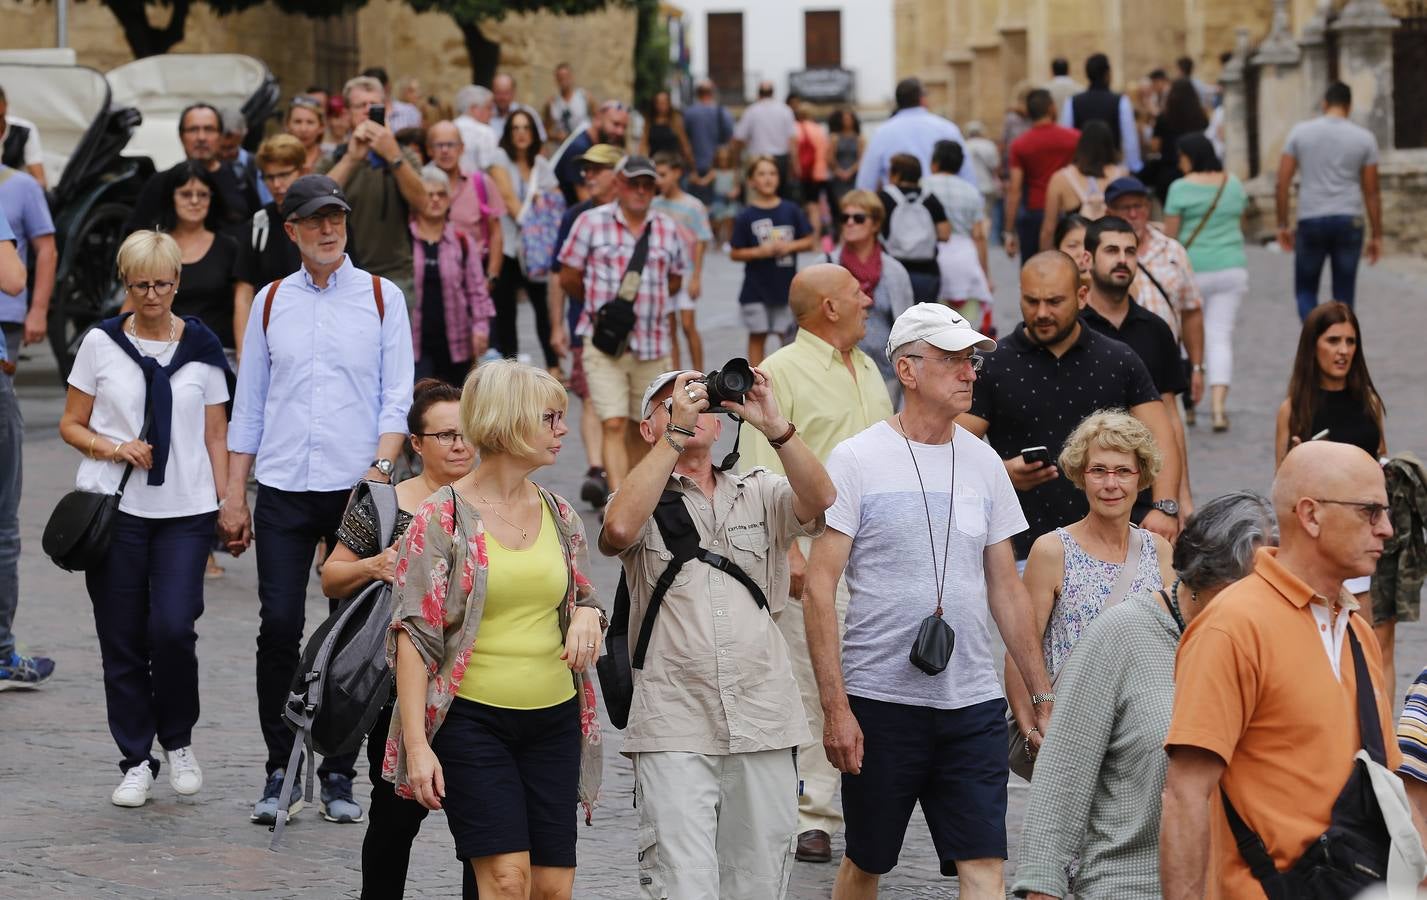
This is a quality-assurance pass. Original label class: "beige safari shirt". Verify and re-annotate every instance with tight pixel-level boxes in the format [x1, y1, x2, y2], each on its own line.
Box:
[616, 467, 823, 755]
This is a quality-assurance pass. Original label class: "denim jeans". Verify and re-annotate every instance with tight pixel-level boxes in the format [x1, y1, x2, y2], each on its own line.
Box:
[1295, 215, 1365, 320]
[0, 372, 19, 658]
[86, 510, 217, 774]
[1016, 207, 1044, 265]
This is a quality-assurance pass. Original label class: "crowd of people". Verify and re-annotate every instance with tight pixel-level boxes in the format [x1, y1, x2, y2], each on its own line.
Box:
[0, 46, 1421, 900]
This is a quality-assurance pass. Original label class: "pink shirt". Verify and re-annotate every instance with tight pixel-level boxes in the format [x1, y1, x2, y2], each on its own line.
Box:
[448, 169, 505, 260]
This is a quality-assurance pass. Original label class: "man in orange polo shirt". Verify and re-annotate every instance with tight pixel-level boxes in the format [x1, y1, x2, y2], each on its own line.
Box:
[1159, 441, 1420, 898]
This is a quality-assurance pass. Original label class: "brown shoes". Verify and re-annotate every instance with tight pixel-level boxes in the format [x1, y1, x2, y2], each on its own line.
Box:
[795, 829, 832, 863]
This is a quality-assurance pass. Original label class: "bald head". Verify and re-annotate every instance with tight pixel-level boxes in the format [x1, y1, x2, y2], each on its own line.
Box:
[1273, 441, 1384, 524]
[790, 264, 855, 321]
[1272, 440, 1391, 588]
[1022, 250, 1081, 295]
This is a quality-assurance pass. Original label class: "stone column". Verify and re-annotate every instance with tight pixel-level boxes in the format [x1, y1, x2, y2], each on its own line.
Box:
[1252, 0, 1304, 169]
[1332, 0, 1399, 149]
[1298, 0, 1333, 110]
[1220, 28, 1253, 180]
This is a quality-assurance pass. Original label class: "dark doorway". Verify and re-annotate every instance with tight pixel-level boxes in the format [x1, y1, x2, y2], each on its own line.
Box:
[707, 12, 745, 104]
[804, 10, 842, 69]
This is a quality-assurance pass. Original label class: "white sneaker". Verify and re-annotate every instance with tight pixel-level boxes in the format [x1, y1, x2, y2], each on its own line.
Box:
[165, 746, 203, 795]
[111, 765, 154, 807]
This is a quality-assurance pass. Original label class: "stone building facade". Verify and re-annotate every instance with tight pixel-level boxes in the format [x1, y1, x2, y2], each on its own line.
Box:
[0, 0, 635, 116]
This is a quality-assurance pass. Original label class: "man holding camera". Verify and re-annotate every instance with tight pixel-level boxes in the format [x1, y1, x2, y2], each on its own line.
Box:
[600, 367, 835, 899]
[559, 155, 686, 493]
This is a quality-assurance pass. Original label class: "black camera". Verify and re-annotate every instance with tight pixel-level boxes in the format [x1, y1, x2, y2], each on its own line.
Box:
[702, 358, 754, 413]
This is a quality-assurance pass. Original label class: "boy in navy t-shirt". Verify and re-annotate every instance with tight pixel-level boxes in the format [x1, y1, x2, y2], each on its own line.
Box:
[730, 156, 814, 364]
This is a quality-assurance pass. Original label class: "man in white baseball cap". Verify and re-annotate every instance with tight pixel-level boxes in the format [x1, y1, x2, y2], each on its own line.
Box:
[802, 301, 1053, 898]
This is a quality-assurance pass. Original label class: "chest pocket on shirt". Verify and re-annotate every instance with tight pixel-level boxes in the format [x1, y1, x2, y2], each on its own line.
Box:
[727, 523, 770, 587]
[954, 492, 988, 538]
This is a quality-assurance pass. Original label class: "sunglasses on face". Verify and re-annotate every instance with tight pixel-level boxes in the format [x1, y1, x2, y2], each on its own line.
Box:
[1314, 498, 1390, 526]
[840, 212, 870, 224]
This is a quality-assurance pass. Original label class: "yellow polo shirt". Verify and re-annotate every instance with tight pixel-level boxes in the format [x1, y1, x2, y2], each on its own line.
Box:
[738, 328, 894, 471]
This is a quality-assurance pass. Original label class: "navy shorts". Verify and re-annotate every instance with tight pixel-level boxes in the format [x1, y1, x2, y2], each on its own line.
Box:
[430, 695, 581, 866]
[842, 695, 1009, 876]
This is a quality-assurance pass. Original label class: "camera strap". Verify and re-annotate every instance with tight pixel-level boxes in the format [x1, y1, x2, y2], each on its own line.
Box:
[900, 415, 956, 617]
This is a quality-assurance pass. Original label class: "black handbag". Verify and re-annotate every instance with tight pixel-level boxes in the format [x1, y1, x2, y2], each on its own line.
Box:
[589, 224, 652, 357]
[42, 413, 149, 572]
[909, 612, 955, 675]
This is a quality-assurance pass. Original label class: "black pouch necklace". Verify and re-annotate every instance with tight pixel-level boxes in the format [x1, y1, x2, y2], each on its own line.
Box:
[901, 416, 957, 675]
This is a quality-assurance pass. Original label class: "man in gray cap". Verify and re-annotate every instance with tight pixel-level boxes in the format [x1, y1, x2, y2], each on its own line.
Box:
[221, 173, 413, 829]
[600, 366, 835, 898]
[804, 302, 1054, 899]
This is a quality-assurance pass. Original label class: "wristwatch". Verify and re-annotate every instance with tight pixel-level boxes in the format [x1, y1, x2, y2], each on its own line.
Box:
[370, 458, 395, 478]
[1152, 498, 1180, 517]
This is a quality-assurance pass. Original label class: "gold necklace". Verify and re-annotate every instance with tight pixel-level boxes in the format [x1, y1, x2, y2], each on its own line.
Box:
[473, 480, 530, 542]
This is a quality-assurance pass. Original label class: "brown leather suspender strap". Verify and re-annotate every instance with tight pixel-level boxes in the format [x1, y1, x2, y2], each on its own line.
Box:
[261, 275, 385, 337]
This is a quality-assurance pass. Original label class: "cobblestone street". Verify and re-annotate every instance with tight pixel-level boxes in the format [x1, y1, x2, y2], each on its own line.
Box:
[4, 244, 1427, 898]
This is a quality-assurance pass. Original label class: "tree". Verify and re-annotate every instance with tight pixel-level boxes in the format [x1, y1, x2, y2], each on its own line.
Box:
[73, 0, 364, 60]
[403, 0, 631, 87]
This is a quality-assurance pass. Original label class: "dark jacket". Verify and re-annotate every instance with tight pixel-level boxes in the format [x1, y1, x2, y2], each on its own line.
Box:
[1373, 452, 1427, 623]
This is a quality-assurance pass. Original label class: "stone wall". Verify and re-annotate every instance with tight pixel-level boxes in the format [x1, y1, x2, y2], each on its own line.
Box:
[0, 1, 635, 117]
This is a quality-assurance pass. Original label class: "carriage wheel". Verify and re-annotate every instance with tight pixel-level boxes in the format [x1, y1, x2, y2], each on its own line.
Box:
[49, 201, 129, 381]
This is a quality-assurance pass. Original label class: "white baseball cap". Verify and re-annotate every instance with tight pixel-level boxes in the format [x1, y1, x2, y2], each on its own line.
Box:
[640, 370, 690, 420]
[886, 303, 996, 362]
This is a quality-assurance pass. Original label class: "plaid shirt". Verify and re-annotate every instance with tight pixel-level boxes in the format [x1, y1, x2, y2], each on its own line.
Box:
[1129, 226, 1202, 341]
[559, 201, 688, 360]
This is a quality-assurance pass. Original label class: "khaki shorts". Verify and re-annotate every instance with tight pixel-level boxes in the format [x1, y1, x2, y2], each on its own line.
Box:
[583, 346, 672, 422]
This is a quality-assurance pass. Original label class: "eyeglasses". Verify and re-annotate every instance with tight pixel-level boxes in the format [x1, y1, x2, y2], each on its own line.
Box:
[294, 210, 347, 228]
[127, 280, 176, 297]
[261, 168, 300, 184]
[625, 179, 656, 193]
[541, 410, 565, 432]
[1085, 465, 1141, 483]
[1314, 498, 1390, 526]
[429, 141, 461, 152]
[840, 212, 870, 224]
[416, 430, 466, 447]
[903, 352, 984, 372]
[176, 189, 211, 204]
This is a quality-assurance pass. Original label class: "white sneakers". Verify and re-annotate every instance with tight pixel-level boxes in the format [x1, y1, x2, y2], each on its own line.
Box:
[111, 765, 155, 807]
[111, 746, 202, 808]
[166, 746, 203, 795]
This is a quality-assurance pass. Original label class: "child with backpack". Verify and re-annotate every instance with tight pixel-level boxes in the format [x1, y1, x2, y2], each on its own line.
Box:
[877, 153, 950, 304]
[924, 140, 995, 335]
[729, 155, 815, 364]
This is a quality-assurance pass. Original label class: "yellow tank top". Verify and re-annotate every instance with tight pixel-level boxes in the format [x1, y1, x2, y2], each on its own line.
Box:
[456, 503, 576, 709]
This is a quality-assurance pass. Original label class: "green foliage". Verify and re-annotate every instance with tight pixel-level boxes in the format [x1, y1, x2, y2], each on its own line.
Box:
[402, 0, 624, 23]
[631, 0, 668, 111]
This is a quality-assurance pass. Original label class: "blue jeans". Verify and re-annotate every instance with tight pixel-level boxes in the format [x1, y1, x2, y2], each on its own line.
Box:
[1016, 207, 1044, 265]
[0, 372, 19, 658]
[987, 195, 1005, 250]
[1295, 215, 1365, 320]
[85, 510, 217, 774]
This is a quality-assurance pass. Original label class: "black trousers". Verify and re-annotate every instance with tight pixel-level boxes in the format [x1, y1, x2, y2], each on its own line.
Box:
[86, 510, 215, 775]
[361, 700, 478, 899]
[253, 484, 359, 779]
[491, 255, 557, 367]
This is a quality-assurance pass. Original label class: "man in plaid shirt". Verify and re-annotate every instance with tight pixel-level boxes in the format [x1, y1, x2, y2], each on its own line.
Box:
[559, 154, 687, 492]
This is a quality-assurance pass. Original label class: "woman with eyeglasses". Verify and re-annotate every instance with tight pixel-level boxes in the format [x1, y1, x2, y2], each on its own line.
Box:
[58, 230, 232, 808]
[321, 378, 481, 899]
[822, 189, 913, 397]
[1274, 301, 1392, 675]
[408, 170, 494, 387]
[284, 96, 328, 175]
[386, 360, 604, 900]
[1006, 410, 1174, 768]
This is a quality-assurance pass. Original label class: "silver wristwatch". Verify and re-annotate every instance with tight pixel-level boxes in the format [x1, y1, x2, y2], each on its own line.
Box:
[370, 458, 395, 478]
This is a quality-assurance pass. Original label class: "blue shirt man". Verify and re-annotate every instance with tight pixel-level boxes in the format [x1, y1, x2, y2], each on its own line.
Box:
[857, 79, 976, 191]
[221, 174, 412, 826]
[0, 165, 54, 364]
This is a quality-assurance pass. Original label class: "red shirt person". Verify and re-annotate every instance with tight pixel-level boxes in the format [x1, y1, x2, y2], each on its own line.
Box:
[1004, 88, 1079, 262]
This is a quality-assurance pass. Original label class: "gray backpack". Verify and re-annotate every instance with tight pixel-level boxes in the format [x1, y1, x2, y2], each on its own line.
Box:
[882, 184, 938, 261]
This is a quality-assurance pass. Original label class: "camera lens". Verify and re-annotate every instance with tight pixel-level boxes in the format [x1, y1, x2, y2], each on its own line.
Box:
[704, 358, 754, 412]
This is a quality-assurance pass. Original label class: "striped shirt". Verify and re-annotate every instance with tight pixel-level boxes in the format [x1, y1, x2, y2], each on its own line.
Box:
[1398, 667, 1427, 783]
[1013, 590, 1181, 900]
[559, 201, 687, 361]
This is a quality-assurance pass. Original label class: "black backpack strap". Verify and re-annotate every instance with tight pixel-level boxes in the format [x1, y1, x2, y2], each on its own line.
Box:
[1220, 787, 1288, 898]
[1348, 626, 1387, 765]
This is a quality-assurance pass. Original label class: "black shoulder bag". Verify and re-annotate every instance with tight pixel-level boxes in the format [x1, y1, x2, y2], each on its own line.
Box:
[597, 490, 770, 729]
[1221, 626, 1392, 898]
[589, 224, 652, 357]
[43, 408, 152, 572]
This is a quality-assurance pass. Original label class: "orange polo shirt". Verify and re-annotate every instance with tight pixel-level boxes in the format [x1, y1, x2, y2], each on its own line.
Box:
[1165, 547, 1400, 899]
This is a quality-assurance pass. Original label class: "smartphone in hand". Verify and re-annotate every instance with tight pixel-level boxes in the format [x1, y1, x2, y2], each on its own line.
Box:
[1021, 446, 1052, 467]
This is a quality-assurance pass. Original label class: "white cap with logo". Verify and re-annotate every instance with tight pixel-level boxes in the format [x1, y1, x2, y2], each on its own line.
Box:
[886, 303, 997, 362]
[639, 370, 691, 420]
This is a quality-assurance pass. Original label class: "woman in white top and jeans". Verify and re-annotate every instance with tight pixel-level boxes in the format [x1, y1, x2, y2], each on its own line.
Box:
[58, 231, 231, 808]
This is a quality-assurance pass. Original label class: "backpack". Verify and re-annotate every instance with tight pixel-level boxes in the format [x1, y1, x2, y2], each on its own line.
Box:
[1063, 165, 1108, 219]
[268, 480, 400, 849]
[597, 490, 770, 729]
[882, 184, 938, 261]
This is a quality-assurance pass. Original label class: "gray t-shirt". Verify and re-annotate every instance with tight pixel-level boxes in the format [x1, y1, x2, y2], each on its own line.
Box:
[825, 421, 1028, 710]
[1283, 115, 1379, 221]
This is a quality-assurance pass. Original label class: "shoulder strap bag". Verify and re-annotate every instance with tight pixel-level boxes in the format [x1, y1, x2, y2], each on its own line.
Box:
[1136, 259, 1177, 316]
[1180, 175, 1229, 251]
[588, 224, 652, 357]
[43, 406, 152, 572]
[1007, 527, 1145, 780]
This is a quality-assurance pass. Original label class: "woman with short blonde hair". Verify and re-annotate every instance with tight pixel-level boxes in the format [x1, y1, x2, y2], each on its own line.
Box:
[388, 359, 604, 899]
[58, 228, 231, 808]
[1006, 410, 1174, 766]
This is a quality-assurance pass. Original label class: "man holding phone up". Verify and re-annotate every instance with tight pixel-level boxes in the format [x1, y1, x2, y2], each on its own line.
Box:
[321, 75, 427, 304]
[957, 250, 1183, 566]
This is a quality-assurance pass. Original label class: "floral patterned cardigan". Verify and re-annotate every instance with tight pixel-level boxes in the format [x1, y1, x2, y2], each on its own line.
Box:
[382, 484, 605, 821]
